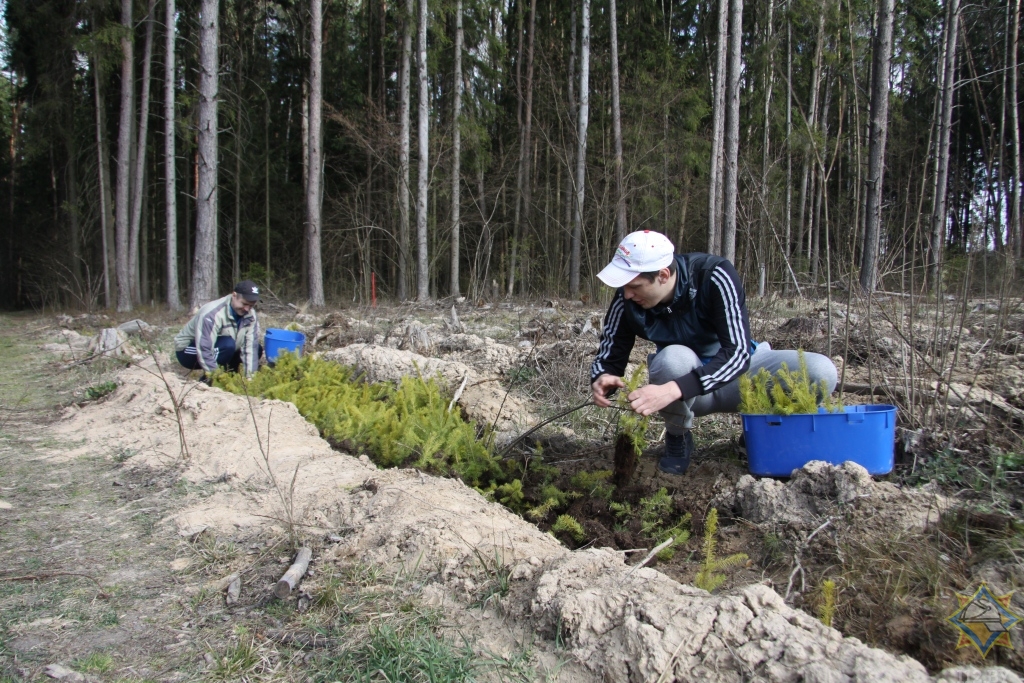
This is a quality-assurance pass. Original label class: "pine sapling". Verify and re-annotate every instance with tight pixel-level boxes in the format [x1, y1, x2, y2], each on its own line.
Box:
[694, 508, 748, 592]
[818, 579, 837, 628]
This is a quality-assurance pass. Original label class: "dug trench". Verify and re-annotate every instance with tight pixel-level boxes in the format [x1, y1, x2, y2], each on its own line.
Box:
[3, 300, 1023, 682]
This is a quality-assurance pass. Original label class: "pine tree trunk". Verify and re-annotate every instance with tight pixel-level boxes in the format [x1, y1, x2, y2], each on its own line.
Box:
[610, 0, 626, 241]
[785, 16, 793, 270]
[707, 0, 728, 254]
[1012, 0, 1022, 258]
[307, 0, 325, 306]
[398, 0, 413, 300]
[129, 0, 157, 304]
[191, 0, 220, 309]
[859, 0, 898, 292]
[115, 0, 134, 312]
[796, 5, 826, 264]
[926, 0, 959, 291]
[450, 0, 463, 297]
[509, 0, 537, 296]
[564, 0, 577, 242]
[165, 0, 180, 310]
[93, 60, 114, 309]
[721, 0, 743, 263]
[416, 0, 430, 301]
[569, 0, 590, 296]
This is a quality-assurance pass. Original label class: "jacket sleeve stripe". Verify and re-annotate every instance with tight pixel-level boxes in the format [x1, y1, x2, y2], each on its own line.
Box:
[591, 294, 625, 379]
[701, 268, 749, 388]
[197, 307, 219, 372]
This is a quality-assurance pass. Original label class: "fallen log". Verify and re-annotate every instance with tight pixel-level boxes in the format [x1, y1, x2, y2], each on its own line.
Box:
[274, 547, 312, 599]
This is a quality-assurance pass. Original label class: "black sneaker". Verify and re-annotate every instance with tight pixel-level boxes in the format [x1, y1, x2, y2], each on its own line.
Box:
[658, 431, 694, 475]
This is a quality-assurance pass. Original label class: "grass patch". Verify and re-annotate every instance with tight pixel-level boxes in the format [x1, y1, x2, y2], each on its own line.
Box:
[74, 652, 114, 673]
[312, 622, 477, 683]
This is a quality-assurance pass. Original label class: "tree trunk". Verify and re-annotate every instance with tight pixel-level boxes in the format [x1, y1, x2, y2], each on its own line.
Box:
[415, 0, 430, 301]
[115, 0, 134, 312]
[925, 0, 959, 292]
[129, 0, 157, 305]
[564, 0, 577, 244]
[859, 0, 897, 292]
[307, 0, 325, 306]
[93, 60, 114, 309]
[721, 0, 743, 263]
[1012, 0, 1022, 258]
[785, 16, 792, 271]
[707, 0, 728, 254]
[165, 0, 180, 310]
[300, 79, 309, 292]
[398, 0, 413, 300]
[610, 0, 626, 241]
[568, 0, 590, 296]
[450, 0, 463, 297]
[509, 0, 537, 296]
[192, 0, 220, 309]
[796, 4, 826, 264]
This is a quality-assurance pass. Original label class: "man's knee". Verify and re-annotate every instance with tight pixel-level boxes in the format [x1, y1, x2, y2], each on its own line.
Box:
[214, 336, 237, 366]
[804, 352, 838, 394]
[649, 345, 702, 384]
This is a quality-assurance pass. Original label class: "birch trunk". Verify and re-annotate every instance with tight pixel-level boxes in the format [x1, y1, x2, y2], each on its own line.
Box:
[926, 0, 959, 291]
[192, 0, 219, 309]
[610, 0, 626, 241]
[307, 0, 325, 306]
[859, 0, 897, 292]
[415, 0, 430, 301]
[397, 0, 413, 300]
[707, 0, 728, 254]
[450, 0, 463, 297]
[115, 0, 134, 312]
[721, 0, 743, 262]
[165, 0, 180, 310]
[568, 0, 590, 296]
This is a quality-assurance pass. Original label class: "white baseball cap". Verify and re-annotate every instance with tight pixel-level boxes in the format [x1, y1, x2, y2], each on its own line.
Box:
[597, 230, 676, 288]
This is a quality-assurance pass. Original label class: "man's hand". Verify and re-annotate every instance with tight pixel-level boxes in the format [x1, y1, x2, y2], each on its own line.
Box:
[591, 374, 626, 408]
[627, 382, 683, 416]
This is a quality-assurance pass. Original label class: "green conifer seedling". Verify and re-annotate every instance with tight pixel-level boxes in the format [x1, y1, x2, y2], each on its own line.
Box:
[551, 515, 586, 543]
[819, 579, 837, 628]
[694, 508, 748, 592]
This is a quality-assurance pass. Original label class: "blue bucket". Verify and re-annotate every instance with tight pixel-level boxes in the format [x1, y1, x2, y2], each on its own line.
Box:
[264, 328, 306, 363]
[741, 404, 897, 477]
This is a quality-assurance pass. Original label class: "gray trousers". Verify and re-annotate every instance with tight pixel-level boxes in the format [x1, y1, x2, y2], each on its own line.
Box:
[648, 343, 838, 435]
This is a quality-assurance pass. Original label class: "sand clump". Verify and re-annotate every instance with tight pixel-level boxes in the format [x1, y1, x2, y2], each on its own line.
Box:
[717, 460, 946, 532]
[45, 355, 1021, 682]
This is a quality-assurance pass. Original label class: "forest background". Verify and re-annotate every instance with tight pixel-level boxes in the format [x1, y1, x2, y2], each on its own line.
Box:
[1, 0, 1021, 312]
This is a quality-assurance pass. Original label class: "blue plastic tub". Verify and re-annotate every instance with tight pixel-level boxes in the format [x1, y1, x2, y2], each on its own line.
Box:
[741, 404, 897, 477]
[264, 328, 306, 363]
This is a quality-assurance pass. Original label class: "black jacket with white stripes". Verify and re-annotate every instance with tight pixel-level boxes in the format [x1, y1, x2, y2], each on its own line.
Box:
[590, 253, 752, 400]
